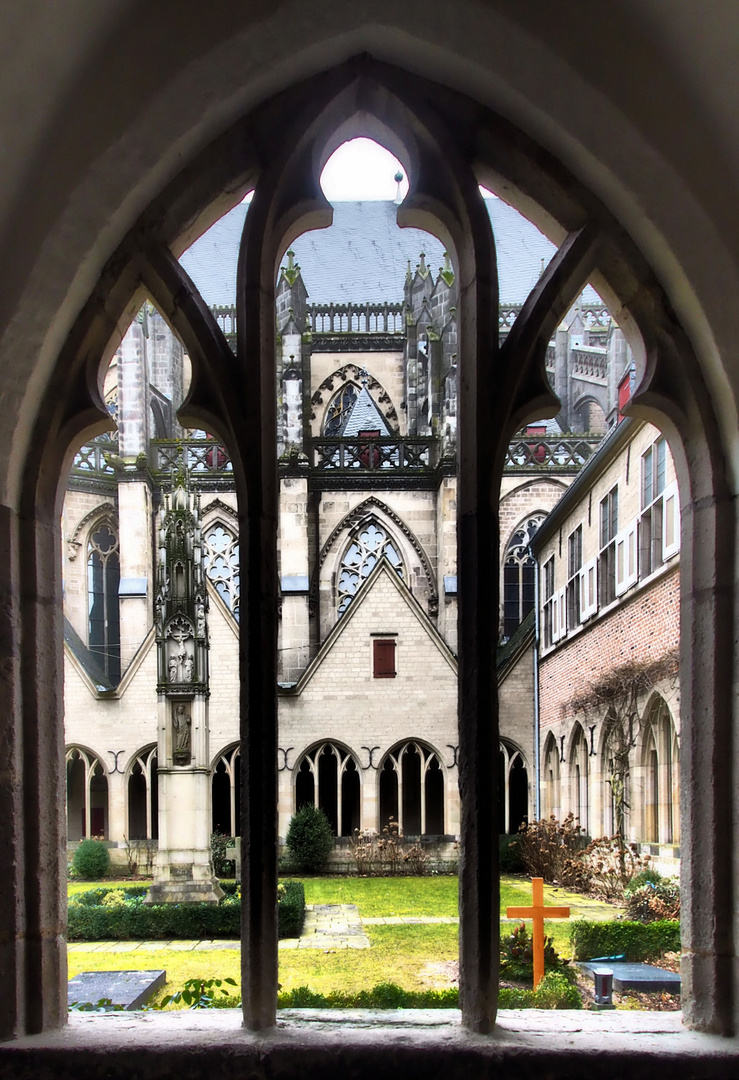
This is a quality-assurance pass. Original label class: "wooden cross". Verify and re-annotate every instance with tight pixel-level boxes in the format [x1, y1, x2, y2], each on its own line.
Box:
[506, 876, 570, 989]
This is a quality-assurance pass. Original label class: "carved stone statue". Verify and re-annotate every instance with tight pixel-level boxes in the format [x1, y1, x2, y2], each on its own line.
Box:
[183, 653, 194, 682]
[172, 703, 192, 764]
[168, 654, 178, 683]
[196, 601, 206, 639]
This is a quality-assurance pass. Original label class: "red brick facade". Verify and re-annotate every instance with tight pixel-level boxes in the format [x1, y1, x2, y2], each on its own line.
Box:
[539, 563, 679, 730]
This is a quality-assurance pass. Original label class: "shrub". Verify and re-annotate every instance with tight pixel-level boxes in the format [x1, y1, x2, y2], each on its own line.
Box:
[276, 977, 580, 1011]
[67, 882, 305, 941]
[625, 879, 680, 922]
[499, 834, 525, 874]
[285, 806, 334, 873]
[500, 921, 572, 983]
[211, 832, 236, 878]
[277, 880, 306, 938]
[569, 918, 680, 961]
[72, 839, 110, 880]
[351, 819, 428, 876]
[514, 814, 587, 885]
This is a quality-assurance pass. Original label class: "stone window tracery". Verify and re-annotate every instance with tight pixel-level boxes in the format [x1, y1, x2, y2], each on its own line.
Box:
[503, 514, 545, 639]
[295, 742, 360, 837]
[87, 521, 121, 682]
[203, 522, 240, 620]
[337, 519, 404, 615]
[379, 740, 445, 836]
[324, 383, 358, 436]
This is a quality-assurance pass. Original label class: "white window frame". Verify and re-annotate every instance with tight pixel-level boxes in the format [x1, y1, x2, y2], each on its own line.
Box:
[580, 557, 598, 620]
[661, 481, 680, 561]
[615, 520, 638, 595]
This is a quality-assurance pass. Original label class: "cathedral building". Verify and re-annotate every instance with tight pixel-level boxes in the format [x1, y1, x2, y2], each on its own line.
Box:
[62, 196, 633, 876]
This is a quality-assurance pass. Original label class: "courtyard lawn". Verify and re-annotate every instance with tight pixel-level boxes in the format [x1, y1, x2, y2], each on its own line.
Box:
[66, 875, 622, 1006]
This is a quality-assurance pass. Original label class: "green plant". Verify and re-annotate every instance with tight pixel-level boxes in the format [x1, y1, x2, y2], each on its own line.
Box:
[160, 977, 238, 1009]
[211, 831, 236, 877]
[569, 918, 680, 961]
[624, 879, 680, 922]
[499, 971, 581, 1010]
[285, 806, 334, 874]
[500, 921, 571, 983]
[67, 881, 305, 941]
[350, 819, 428, 876]
[72, 838, 110, 881]
[499, 834, 525, 873]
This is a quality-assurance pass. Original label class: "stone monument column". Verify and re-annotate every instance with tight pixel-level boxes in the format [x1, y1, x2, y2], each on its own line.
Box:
[146, 475, 223, 904]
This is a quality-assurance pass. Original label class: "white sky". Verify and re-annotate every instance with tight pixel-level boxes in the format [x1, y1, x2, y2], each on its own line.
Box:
[241, 137, 496, 203]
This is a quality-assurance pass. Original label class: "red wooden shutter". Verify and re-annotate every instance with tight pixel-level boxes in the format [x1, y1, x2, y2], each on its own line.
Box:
[373, 639, 396, 678]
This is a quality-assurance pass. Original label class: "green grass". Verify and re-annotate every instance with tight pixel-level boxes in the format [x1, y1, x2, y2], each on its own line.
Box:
[66, 874, 623, 1007]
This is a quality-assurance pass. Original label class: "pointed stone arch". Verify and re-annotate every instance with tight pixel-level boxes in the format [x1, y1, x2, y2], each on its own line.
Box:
[310, 363, 399, 435]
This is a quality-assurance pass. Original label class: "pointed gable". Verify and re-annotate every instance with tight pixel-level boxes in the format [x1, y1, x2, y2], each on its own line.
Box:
[340, 385, 391, 437]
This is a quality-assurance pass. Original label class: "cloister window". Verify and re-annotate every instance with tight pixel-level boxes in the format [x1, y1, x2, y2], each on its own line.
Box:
[503, 514, 545, 639]
[498, 740, 529, 834]
[65, 747, 109, 840]
[203, 522, 240, 619]
[337, 519, 403, 615]
[379, 741, 445, 835]
[127, 744, 158, 840]
[87, 521, 121, 682]
[295, 742, 360, 837]
[212, 744, 241, 837]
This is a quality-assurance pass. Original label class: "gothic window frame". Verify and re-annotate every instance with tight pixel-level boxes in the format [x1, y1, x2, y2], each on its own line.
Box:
[502, 513, 545, 640]
[65, 745, 109, 841]
[211, 742, 241, 838]
[294, 741, 362, 838]
[379, 740, 446, 836]
[86, 517, 121, 683]
[336, 517, 404, 616]
[323, 382, 359, 436]
[126, 743, 159, 842]
[202, 519, 240, 621]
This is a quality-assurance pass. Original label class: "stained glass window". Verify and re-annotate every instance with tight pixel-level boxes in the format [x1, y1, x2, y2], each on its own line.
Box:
[503, 514, 545, 639]
[324, 383, 358, 436]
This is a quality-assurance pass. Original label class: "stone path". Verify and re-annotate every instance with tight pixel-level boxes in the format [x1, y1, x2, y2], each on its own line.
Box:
[67, 904, 460, 954]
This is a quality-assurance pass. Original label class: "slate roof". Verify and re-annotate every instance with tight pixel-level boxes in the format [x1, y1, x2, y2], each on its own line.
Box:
[64, 617, 115, 691]
[180, 198, 599, 309]
[340, 385, 391, 436]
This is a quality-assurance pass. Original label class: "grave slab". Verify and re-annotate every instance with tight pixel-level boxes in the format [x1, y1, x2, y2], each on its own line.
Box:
[578, 961, 680, 993]
[68, 970, 166, 1011]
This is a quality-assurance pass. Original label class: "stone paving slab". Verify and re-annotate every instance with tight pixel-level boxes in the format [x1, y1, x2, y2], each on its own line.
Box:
[299, 904, 371, 950]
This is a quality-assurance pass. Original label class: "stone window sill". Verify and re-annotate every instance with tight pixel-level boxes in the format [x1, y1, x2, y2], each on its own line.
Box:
[3, 1010, 739, 1078]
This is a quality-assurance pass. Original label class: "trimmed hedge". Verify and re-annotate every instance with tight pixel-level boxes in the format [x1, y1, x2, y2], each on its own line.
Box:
[67, 881, 305, 942]
[277, 973, 579, 1011]
[569, 919, 680, 961]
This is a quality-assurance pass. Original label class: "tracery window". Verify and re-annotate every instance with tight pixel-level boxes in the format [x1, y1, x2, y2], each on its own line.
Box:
[503, 514, 545, 639]
[87, 521, 121, 682]
[212, 744, 241, 837]
[295, 742, 360, 837]
[324, 383, 358, 436]
[203, 522, 240, 619]
[66, 747, 109, 841]
[337, 519, 403, 615]
[379, 741, 445, 836]
[128, 744, 159, 841]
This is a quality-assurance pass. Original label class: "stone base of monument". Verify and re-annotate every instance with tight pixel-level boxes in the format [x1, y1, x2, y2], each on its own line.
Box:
[69, 970, 166, 1011]
[578, 960, 681, 994]
[145, 879, 224, 905]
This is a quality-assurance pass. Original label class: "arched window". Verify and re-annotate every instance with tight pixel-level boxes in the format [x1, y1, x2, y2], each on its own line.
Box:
[379, 741, 445, 836]
[294, 743, 360, 837]
[498, 740, 529, 834]
[503, 515, 545, 639]
[324, 383, 359, 436]
[203, 522, 240, 620]
[65, 747, 108, 841]
[87, 521, 120, 682]
[127, 745, 158, 841]
[640, 696, 680, 846]
[569, 724, 590, 835]
[212, 744, 241, 837]
[337, 519, 403, 615]
[542, 734, 561, 821]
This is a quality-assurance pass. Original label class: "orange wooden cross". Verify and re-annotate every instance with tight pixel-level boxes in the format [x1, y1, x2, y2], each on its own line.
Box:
[506, 876, 570, 989]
